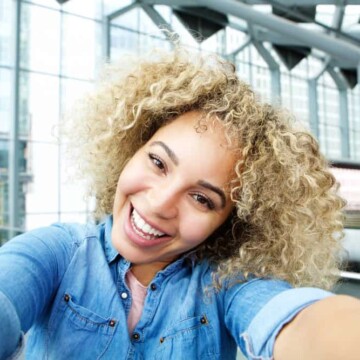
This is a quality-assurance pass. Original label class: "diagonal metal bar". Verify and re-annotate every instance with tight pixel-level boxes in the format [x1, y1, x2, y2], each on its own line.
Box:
[332, 2, 346, 32]
[228, 36, 251, 57]
[199, 0, 360, 66]
[141, 4, 179, 44]
[107, 2, 139, 21]
[267, 0, 360, 45]
[239, 0, 360, 5]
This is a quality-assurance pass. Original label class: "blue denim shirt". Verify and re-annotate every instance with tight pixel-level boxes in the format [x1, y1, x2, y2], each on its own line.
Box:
[0, 216, 332, 360]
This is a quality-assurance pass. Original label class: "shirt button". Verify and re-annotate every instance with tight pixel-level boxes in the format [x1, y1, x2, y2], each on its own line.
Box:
[121, 292, 128, 299]
[132, 332, 140, 341]
[200, 316, 207, 324]
[150, 283, 157, 291]
[109, 319, 116, 327]
[64, 294, 70, 302]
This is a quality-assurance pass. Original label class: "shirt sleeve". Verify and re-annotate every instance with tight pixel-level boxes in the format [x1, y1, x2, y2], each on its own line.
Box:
[0, 224, 76, 359]
[224, 278, 333, 360]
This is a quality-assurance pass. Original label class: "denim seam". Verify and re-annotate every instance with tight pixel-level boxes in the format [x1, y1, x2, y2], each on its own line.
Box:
[8, 332, 25, 360]
[240, 332, 273, 360]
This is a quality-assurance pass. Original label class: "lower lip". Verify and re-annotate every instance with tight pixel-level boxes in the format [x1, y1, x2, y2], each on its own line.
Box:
[124, 205, 172, 248]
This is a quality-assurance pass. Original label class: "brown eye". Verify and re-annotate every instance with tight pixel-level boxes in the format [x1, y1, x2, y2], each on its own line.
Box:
[148, 153, 165, 171]
[192, 193, 215, 210]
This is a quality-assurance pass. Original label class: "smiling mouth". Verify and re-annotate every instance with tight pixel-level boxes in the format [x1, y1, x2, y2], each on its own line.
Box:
[130, 207, 168, 241]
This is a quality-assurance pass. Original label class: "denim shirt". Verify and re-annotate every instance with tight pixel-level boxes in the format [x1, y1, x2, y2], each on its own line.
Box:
[0, 216, 332, 360]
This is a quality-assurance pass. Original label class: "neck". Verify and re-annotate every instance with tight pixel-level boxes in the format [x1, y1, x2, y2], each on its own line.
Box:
[130, 261, 170, 286]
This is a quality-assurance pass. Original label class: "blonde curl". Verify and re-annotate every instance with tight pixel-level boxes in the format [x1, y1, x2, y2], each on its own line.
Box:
[63, 48, 345, 290]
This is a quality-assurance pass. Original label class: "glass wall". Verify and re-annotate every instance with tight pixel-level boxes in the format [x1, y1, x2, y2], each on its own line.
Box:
[1, 0, 360, 245]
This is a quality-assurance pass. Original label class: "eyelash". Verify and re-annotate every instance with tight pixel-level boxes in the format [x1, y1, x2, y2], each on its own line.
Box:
[148, 153, 166, 172]
[191, 193, 215, 210]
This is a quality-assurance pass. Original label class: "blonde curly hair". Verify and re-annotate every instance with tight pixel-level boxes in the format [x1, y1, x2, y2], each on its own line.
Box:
[65, 48, 345, 290]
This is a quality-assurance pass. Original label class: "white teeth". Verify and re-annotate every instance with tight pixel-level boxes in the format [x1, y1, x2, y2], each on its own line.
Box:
[131, 209, 165, 238]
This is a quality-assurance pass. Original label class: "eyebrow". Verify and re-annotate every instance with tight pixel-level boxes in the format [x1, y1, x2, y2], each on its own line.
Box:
[197, 180, 226, 209]
[150, 141, 179, 165]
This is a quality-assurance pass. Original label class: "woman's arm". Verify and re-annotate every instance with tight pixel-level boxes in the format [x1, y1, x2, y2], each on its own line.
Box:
[0, 225, 75, 359]
[274, 294, 360, 360]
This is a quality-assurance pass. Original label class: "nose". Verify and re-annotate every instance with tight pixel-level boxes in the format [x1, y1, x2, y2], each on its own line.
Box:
[147, 185, 179, 220]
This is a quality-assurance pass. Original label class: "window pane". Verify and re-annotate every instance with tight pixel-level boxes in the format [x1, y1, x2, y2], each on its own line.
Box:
[0, 0, 13, 66]
[20, 3, 60, 74]
[62, 0, 103, 20]
[0, 67, 11, 134]
[26, 142, 59, 214]
[60, 78, 93, 114]
[19, 72, 59, 142]
[26, 213, 59, 231]
[62, 14, 102, 80]
[26, 0, 60, 10]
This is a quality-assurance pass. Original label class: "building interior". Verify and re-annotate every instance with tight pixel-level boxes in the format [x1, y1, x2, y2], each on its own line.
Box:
[1, 1, 360, 357]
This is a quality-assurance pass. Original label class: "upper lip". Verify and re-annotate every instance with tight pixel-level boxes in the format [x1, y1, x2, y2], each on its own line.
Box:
[131, 204, 170, 236]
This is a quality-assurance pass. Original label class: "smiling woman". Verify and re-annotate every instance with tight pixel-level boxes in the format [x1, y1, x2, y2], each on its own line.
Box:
[111, 111, 235, 274]
[0, 48, 359, 360]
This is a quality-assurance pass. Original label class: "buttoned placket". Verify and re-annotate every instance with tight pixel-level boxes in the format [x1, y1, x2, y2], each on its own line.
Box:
[117, 258, 132, 317]
[115, 255, 191, 354]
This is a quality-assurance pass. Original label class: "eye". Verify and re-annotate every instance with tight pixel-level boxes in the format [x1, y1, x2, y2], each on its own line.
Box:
[192, 193, 215, 210]
[148, 153, 166, 172]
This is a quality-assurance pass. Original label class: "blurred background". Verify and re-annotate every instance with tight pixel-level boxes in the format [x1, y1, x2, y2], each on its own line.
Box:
[1, 0, 360, 295]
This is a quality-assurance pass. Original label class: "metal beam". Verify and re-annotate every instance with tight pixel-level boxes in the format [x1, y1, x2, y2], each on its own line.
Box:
[199, 0, 360, 67]
[141, 0, 200, 5]
[253, 25, 354, 46]
[106, 2, 140, 59]
[144, 0, 360, 6]
[107, 2, 138, 21]
[228, 36, 251, 57]
[103, 13, 111, 60]
[140, 4, 179, 44]
[268, 0, 360, 45]
[241, 0, 360, 4]
[9, 0, 21, 238]
[249, 33, 281, 102]
[308, 79, 319, 139]
[339, 89, 350, 158]
[327, 67, 350, 158]
[332, 3, 346, 32]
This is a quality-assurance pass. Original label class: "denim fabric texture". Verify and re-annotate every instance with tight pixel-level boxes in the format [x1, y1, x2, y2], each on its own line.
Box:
[0, 216, 333, 360]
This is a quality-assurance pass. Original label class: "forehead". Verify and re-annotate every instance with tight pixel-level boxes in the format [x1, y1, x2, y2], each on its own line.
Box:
[148, 111, 237, 183]
[153, 111, 231, 146]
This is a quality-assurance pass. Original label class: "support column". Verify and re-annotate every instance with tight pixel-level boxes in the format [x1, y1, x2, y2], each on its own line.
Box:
[327, 67, 351, 159]
[8, 0, 21, 238]
[308, 78, 319, 139]
[339, 89, 350, 158]
[141, 4, 178, 45]
[251, 39, 281, 104]
[106, 2, 140, 60]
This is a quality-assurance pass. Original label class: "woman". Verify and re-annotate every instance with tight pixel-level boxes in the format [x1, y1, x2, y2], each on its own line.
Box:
[0, 49, 359, 360]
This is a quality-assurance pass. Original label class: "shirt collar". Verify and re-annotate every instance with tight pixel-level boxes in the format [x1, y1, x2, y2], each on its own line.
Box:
[104, 215, 120, 264]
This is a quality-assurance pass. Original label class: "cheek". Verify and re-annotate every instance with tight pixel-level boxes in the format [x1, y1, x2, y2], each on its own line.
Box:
[116, 158, 144, 194]
[179, 215, 220, 246]
[113, 161, 142, 211]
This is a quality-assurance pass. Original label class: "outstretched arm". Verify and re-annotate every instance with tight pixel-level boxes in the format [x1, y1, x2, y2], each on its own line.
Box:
[274, 294, 360, 360]
[0, 225, 74, 359]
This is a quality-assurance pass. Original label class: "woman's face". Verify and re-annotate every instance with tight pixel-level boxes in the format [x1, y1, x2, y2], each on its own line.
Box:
[112, 111, 236, 266]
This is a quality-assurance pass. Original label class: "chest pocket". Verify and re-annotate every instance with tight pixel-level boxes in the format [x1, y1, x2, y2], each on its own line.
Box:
[155, 314, 218, 359]
[48, 292, 117, 360]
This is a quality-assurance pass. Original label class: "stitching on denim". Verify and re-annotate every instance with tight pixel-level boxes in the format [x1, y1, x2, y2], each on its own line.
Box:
[65, 295, 111, 327]
[240, 332, 273, 360]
